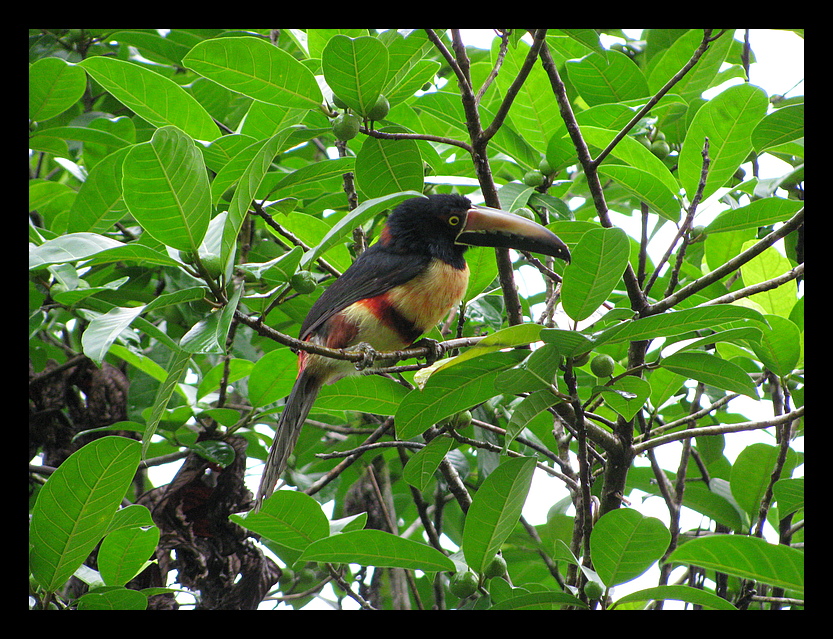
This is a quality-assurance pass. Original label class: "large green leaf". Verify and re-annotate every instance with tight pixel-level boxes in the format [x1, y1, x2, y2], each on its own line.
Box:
[301, 529, 455, 572]
[317, 375, 409, 415]
[233, 490, 330, 550]
[395, 351, 527, 440]
[730, 443, 797, 519]
[30, 437, 142, 592]
[566, 51, 650, 107]
[355, 136, 423, 199]
[706, 197, 804, 234]
[98, 524, 160, 587]
[184, 36, 322, 109]
[561, 226, 630, 322]
[322, 35, 389, 117]
[665, 535, 804, 596]
[403, 437, 455, 491]
[662, 351, 758, 399]
[597, 164, 681, 221]
[752, 104, 804, 153]
[749, 315, 801, 377]
[78, 56, 220, 141]
[590, 508, 670, 587]
[29, 57, 87, 122]
[462, 456, 536, 574]
[678, 83, 768, 201]
[122, 125, 211, 251]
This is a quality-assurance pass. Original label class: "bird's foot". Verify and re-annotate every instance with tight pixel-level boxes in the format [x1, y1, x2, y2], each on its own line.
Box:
[353, 342, 378, 371]
[413, 337, 444, 365]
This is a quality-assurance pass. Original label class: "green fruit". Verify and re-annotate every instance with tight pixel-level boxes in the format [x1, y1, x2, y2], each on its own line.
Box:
[636, 135, 652, 150]
[651, 140, 670, 159]
[332, 93, 349, 110]
[333, 113, 361, 141]
[590, 354, 615, 378]
[689, 225, 707, 243]
[484, 554, 507, 579]
[201, 255, 224, 279]
[538, 158, 554, 175]
[366, 94, 390, 121]
[653, 130, 666, 142]
[449, 571, 478, 598]
[450, 410, 472, 429]
[584, 580, 604, 600]
[290, 270, 317, 294]
[523, 169, 545, 187]
[572, 351, 591, 367]
[179, 250, 196, 265]
[278, 568, 296, 586]
[514, 207, 536, 221]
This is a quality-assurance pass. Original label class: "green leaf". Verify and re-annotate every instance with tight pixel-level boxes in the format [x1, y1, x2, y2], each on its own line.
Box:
[144, 348, 191, 457]
[29, 437, 142, 592]
[730, 443, 796, 519]
[180, 284, 243, 354]
[29, 232, 124, 269]
[317, 375, 409, 415]
[322, 35, 389, 117]
[301, 529, 455, 572]
[600, 375, 650, 421]
[752, 104, 803, 153]
[506, 390, 560, 447]
[78, 56, 220, 141]
[772, 478, 804, 518]
[98, 525, 160, 586]
[662, 351, 758, 399]
[122, 125, 211, 251]
[678, 84, 768, 201]
[706, 198, 804, 234]
[184, 36, 322, 109]
[247, 348, 298, 408]
[81, 305, 145, 366]
[598, 164, 681, 221]
[67, 146, 130, 234]
[612, 584, 737, 610]
[233, 490, 329, 550]
[403, 437, 455, 491]
[77, 588, 148, 610]
[590, 508, 670, 587]
[561, 226, 630, 322]
[665, 535, 804, 596]
[749, 315, 801, 377]
[595, 304, 766, 345]
[462, 456, 536, 574]
[490, 590, 586, 610]
[395, 351, 527, 440]
[648, 29, 733, 101]
[223, 127, 301, 264]
[740, 244, 797, 318]
[355, 136, 423, 200]
[29, 57, 87, 122]
[566, 51, 649, 107]
[434, 324, 543, 373]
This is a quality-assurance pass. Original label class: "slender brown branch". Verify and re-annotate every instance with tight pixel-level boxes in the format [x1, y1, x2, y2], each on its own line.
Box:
[702, 263, 804, 307]
[633, 407, 804, 454]
[360, 127, 472, 154]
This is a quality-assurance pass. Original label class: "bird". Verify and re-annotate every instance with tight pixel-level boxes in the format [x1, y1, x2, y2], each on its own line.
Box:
[254, 193, 570, 510]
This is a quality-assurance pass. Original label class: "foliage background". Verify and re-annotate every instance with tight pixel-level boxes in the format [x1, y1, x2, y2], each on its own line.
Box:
[29, 28, 804, 610]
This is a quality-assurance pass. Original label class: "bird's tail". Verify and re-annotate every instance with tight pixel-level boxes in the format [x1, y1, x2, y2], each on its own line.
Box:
[254, 370, 322, 511]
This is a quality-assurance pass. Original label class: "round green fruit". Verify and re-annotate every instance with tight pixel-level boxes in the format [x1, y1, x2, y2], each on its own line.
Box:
[584, 580, 604, 600]
[572, 351, 591, 367]
[590, 354, 615, 378]
[366, 94, 390, 121]
[332, 93, 349, 110]
[201, 255, 224, 280]
[514, 207, 536, 221]
[484, 554, 507, 579]
[449, 571, 478, 598]
[651, 140, 671, 159]
[523, 169, 545, 188]
[538, 158, 554, 175]
[290, 270, 317, 294]
[333, 114, 361, 141]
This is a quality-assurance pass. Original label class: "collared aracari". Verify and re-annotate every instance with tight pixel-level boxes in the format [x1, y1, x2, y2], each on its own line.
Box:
[254, 194, 570, 510]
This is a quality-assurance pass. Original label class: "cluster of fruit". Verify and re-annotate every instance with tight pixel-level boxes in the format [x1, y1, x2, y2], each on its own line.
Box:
[330, 93, 391, 141]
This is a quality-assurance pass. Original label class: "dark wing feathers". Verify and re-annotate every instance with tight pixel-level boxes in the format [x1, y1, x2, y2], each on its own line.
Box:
[299, 245, 431, 340]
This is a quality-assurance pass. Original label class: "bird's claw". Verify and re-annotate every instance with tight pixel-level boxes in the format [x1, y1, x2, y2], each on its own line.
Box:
[413, 337, 443, 365]
[353, 342, 377, 371]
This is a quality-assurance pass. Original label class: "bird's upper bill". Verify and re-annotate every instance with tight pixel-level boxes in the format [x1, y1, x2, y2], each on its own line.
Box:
[456, 205, 571, 263]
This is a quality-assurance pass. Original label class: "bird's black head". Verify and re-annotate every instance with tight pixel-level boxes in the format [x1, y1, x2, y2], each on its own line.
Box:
[379, 194, 571, 267]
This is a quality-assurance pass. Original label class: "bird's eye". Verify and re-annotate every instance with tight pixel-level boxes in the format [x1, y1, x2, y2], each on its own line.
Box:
[448, 215, 460, 226]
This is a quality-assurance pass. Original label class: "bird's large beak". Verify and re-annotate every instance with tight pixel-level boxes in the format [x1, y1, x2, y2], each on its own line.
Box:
[457, 206, 571, 262]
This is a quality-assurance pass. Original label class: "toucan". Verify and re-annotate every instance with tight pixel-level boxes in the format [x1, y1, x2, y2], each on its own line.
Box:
[254, 193, 570, 510]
